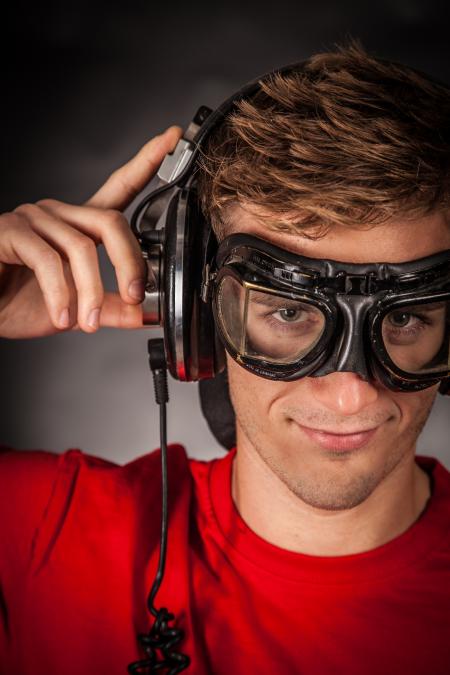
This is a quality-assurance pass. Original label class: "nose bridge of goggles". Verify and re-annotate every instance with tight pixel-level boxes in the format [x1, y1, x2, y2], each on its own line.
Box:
[309, 292, 376, 381]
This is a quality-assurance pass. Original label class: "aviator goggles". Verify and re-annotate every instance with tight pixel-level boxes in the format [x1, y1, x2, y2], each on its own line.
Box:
[208, 234, 450, 393]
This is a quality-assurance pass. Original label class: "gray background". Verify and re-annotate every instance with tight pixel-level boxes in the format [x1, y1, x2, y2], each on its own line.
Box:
[0, 0, 448, 466]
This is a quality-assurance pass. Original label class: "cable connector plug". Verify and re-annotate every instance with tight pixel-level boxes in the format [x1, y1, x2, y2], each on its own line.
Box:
[148, 338, 169, 405]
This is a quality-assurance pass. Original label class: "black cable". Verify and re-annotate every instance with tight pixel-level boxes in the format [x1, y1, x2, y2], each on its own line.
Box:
[130, 182, 175, 239]
[127, 338, 190, 674]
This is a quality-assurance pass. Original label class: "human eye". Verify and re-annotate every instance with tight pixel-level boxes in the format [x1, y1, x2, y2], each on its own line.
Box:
[271, 306, 309, 324]
[244, 291, 327, 361]
[383, 305, 443, 346]
[256, 298, 321, 334]
[387, 310, 425, 330]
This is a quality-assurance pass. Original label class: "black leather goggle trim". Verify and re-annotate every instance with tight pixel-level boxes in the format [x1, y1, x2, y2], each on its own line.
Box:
[211, 234, 450, 391]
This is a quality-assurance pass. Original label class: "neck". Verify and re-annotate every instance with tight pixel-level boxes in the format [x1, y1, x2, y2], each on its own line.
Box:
[231, 438, 431, 557]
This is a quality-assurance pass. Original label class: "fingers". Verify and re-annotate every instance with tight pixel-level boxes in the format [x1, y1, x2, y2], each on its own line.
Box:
[67, 294, 143, 331]
[15, 203, 105, 332]
[4, 193, 150, 334]
[37, 199, 147, 309]
[0, 127, 183, 338]
[86, 125, 182, 211]
[0, 212, 73, 330]
[98, 292, 144, 329]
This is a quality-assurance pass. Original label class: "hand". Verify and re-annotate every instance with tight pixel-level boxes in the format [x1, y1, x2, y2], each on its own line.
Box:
[0, 126, 182, 339]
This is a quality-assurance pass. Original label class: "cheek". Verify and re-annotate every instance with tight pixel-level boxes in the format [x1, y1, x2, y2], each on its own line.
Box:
[226, 355, 311, 438]
[390, 386, 438, 432]
[226, 355, 282, 421]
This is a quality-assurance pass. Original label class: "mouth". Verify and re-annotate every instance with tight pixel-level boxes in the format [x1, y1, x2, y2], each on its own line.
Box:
[295, 424, 379, 452]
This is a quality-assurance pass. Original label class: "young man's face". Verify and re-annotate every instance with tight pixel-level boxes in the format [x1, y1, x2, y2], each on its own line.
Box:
[225, 208, 450, 511]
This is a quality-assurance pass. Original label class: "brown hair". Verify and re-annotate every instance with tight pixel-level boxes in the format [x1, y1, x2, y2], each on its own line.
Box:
[197, 42, 450, 239]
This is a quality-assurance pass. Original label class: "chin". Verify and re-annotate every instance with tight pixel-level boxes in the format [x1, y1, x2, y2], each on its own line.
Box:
[260, 443, 394, 511]
[256, 419, 416, 509]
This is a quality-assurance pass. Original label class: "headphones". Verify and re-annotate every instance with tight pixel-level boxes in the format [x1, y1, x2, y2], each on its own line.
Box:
[131, 65, 303, 376]
[130, 59, 450, 450]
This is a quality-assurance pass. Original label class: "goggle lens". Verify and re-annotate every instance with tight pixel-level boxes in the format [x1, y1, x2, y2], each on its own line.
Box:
[381, 299, 450, 376]
[216, 276, 327, 364]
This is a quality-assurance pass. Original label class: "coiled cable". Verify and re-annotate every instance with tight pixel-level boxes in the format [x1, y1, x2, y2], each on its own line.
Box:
[127, 338, 190, 674]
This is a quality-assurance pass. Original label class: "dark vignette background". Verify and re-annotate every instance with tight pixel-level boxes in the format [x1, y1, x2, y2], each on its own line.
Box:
[0, 0, 448, 465]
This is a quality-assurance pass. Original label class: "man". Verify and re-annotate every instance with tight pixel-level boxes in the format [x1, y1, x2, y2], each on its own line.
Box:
[0, 43, 449, 674]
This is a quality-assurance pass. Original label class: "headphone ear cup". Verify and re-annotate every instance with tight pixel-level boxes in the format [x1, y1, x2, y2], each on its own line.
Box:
[189, 192, 225, 379]
[162, 186, 222, 381]
[162, 189, 182, 379]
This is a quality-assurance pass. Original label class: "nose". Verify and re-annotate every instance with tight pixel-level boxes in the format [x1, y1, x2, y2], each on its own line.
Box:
[309, 371, 379, 416]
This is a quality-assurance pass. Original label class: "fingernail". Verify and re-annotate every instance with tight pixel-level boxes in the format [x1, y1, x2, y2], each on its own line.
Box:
[87, 308, 100, 329]
[128, 279, 145, 300]
[58, 308, 70, 328]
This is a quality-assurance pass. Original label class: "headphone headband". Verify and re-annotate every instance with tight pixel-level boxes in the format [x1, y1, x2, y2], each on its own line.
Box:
[157, 55, 450, 193]
[147, 60, 309, 197]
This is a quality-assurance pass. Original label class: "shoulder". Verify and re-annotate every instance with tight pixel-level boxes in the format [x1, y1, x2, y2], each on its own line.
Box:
[0, 444, 119, 529]
[0, 446, 63, 574]
[0, 442, 191, 493]
[0, 445, 60, 548]
[0, 444, 192, 572]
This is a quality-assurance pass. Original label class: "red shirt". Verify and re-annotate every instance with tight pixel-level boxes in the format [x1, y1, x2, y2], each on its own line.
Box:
[1, 445, 450, 674]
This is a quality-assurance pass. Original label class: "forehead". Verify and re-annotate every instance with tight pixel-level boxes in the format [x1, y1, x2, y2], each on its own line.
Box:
[225, 206, 450, 263]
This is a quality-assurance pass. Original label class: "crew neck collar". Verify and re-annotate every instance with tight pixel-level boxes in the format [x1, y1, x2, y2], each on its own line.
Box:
[208, 449, 450, 585]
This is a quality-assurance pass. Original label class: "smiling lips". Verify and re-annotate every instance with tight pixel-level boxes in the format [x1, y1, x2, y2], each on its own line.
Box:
[297, 424, 379, 451]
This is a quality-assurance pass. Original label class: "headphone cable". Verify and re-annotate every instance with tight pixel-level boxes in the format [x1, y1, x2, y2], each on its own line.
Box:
[127, 338, 190, 674]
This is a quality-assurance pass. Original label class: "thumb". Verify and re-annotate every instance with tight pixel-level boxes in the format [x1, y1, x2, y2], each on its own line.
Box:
[97, 292, 145, 329]
[85, 125, 182, 211]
